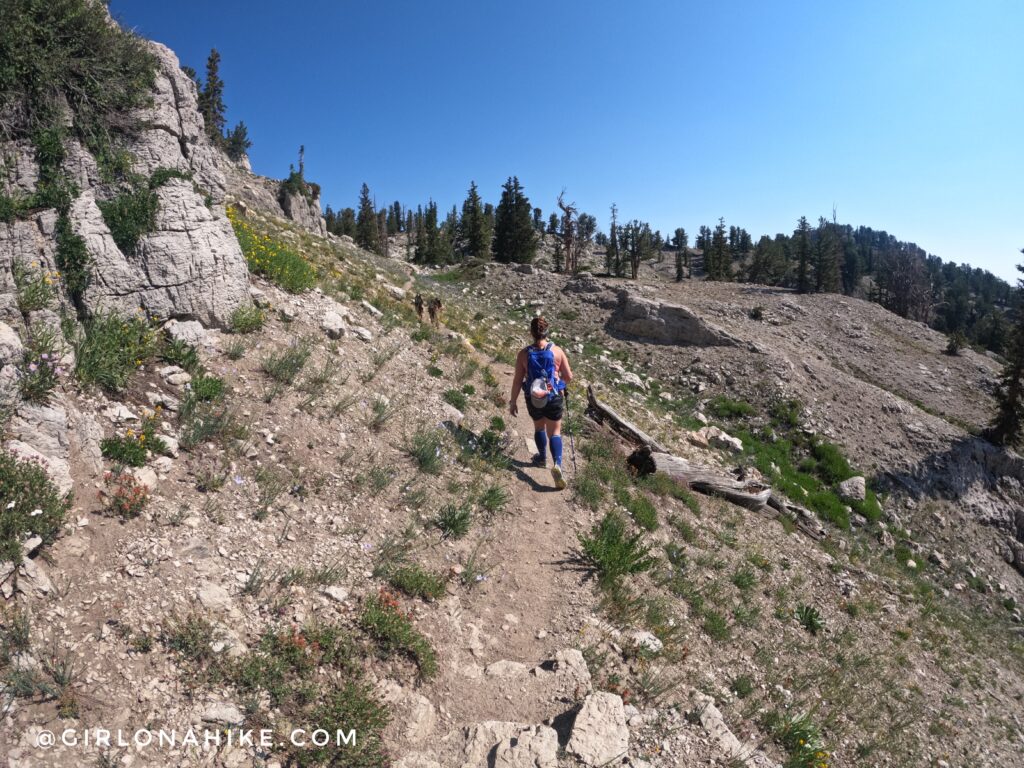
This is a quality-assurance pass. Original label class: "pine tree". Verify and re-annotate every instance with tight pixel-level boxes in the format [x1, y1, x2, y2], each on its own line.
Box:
[795, 216, 812, 293]
[673, 227, 688, 281]
[989, 259, 1024, 446]
[493, 177, 537, 264]
[814, 217, 841, 292]
[355, 183, 379, 253]
[461, 181, 489, 260]
[198, 49, 226, 143]
[606, 204, 619, 276]
[223, 121, 251, 161]
[547, 213, 559, 235]
[533, 208, 544, 232]
[707, 218, 729, 281]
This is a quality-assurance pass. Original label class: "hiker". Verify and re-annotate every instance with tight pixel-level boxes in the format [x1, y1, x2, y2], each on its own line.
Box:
[413, 293, 424, 321]
[427, 297, 443, 327]
[509, 316, 574, 490]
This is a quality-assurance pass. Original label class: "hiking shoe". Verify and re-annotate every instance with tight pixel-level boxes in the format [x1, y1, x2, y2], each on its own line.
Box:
[530, 453, 546, 467]
[551, 464, 567, 490]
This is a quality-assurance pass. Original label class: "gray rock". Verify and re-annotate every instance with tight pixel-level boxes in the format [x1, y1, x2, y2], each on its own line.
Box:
[837, 476, 867, 502]
[609, 291, 740, 347]
[492, 725, 558, 768]
[197, 583, 232, 611]
[352, 326, 373, 342]
[0, 322, 22, 367]
[163, 319, 208, 347]
[361, 300, 383, 318]
[201, 703, 244, 724]
[321, 310, 347, 339]
[567, 692, 629, 766]
[70, 186, 248, 327]
[484, 660, 528, 677]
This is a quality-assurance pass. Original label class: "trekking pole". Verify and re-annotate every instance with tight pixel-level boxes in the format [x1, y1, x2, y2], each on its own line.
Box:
[565, 387, 578, 475]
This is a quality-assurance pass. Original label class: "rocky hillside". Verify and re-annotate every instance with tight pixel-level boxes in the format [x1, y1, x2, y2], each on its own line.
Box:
[2, 5, 1024, 768]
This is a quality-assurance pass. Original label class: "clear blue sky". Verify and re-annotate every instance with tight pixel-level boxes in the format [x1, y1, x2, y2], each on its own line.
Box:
[111, 0, 1022, 282]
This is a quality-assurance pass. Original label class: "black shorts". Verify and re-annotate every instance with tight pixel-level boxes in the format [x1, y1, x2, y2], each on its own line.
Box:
[525, 390, 564, 422]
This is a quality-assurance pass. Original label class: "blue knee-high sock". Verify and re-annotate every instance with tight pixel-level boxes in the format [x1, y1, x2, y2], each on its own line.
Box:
[550, 435, 563, 466]
[534, 430, 548, 459]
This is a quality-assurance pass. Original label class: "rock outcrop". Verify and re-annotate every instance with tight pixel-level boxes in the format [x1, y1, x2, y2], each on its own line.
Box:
[608, 290, 741, 347]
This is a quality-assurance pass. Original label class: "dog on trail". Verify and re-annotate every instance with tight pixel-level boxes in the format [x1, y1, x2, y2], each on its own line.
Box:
[427, 297, 443, 327]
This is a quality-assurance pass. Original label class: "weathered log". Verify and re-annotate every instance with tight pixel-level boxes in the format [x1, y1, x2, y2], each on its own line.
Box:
[586, 386, 826, 539]
[627, 446, 772, 511]
[586, 386, 668, 453]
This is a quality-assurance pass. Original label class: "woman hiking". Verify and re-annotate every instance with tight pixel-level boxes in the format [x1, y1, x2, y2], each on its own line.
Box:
[509, 316, 574, 490]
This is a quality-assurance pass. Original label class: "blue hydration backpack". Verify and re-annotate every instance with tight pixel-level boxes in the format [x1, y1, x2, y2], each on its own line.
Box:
[526, 343, 564, 404]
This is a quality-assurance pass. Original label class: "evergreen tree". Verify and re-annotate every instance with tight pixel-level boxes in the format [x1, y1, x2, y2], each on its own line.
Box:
[606, 204, 620, 276]
[533, 207, 544, 232]
[223, 121, 251, 160]
[795, 216, 812, 293]
[493, 177, 537, 264]
[198, 49, 226, 143]
[673, 227, 688, 281]
[461, 181, 489, 260]
[339, 207, 356, 237]
[707, 218, 729, 281]
[814, 216, 841, 292]
[989, 258, 1024, 446]
[547, 213, 560, 235]
[355, 183, 379, 253]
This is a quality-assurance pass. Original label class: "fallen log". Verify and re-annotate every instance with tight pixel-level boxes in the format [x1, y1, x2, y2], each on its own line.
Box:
[627, 446, 771, 511]
[586, 386, 825, 540]
[586, 385, 668, 453]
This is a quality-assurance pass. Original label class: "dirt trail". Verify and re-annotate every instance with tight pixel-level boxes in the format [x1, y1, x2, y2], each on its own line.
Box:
[419, 355, 598, 732]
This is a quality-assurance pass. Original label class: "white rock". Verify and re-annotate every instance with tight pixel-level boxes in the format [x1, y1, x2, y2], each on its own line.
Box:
[197, 583, 232, 610]
[352, 326, 373, 342]
[492, 725, 558, 768]
[361, 300, 383, 318]
[624, 629, 664, 654]
[0, 322, 23, 367]
[201, 703, 244, 724]
[567, 692, 629, 766]
[133, 466, 158, 490]
[321, 310, 347, 339]
[163, 319, 208, 347]
[485, 660, 528, 677]
[323, 586, 349, 603]
[837, 476, 866, 502]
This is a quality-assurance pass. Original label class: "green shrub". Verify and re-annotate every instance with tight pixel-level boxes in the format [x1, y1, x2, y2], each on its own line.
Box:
[261, 342, 311, 384]
[426, 364, 443, 377]
[100, 413, 167, 467]
[161, 614, 218, 664]
[55, 215, 91, 308]
[360, 595, 437, 678]
[190, 372, 225, 402]
[75, 313, 155, 392]
[731, 674, 754, 698]
[18, 327, 63, 403]
[578, 512, 656, 588]
[702, 609, 731, 641]
[0, 450, 72, 562]
[809, 441, 853, 484]
[708, 396, 755, 419]
[0, 0, 158, 147]
[945, 330, 967, 356]
[13, 260, 56, 313]
[148, 168, 192, 189]
[229, 304, 265, 333]
[178, 398, 248, 450]
[796, 604, 825, 635]
[443, 388, 467, 410]
[387, 565, 446, 601]
[478, 484, 510, 515]
[159, 338, 200, 374]
[732, 565, 757, 592]
[625, 492, 659, 531]
[434, 504, 471, 539]
[98, 185, 159, 255]
[406, 427, 443, 474]
[228, 207, 317, 293]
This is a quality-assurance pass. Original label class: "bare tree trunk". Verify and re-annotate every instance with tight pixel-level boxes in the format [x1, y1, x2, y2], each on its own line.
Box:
[585, 387, 826, 539]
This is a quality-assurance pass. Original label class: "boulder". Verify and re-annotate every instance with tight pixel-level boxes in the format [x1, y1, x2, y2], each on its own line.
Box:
[321, 310, 347, 339]
[71, 185, 249, 327]
[567, 692, 629, 766]
[837, 476, 867, 502]
[689, 426, 743, 453]
[492, 725, 558, 768]
[201, 703, 245, 725]
[163, 319, 208, 347]
[609, 291, 740, 347]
